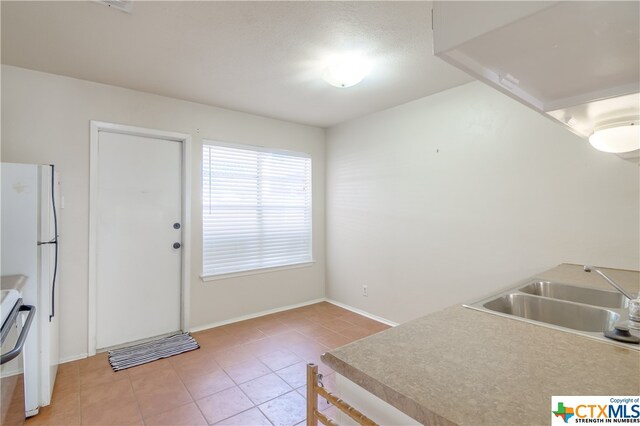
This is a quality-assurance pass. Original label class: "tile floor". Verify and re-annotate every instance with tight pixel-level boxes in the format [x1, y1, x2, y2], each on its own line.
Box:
[26, 302, 391, 426]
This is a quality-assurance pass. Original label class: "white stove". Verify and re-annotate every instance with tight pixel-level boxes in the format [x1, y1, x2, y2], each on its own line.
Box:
[1, 290, 21, 327]
[1, 276, 26, 327]
[1, 274, 35, 425]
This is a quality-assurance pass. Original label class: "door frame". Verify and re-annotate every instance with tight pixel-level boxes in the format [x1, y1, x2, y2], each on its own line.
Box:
[88, 121, 192, 356]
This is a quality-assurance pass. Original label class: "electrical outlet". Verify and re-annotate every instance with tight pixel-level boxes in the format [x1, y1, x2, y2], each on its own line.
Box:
[362, 285, 368, 297]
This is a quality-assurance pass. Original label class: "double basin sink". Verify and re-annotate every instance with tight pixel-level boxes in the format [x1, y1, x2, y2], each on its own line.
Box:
[465, 280, 638, 350]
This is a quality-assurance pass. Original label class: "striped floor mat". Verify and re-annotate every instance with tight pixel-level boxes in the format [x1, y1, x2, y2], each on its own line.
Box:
[108, 332, 199, 371]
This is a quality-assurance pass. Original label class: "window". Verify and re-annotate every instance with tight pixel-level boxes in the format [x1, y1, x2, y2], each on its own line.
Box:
[202, 142, 312, 277]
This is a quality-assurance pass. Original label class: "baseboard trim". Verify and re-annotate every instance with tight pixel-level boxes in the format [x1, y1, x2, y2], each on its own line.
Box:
[187, 297, 399, 333]
[189, 297, 327, 333]
[59, 297, 396, 362]
[325, 299, 399, 327]
[59, 353, 89, 364]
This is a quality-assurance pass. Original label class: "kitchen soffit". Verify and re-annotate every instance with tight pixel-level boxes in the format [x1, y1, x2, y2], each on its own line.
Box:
[0, 1, 472, 128]
[452, 2, 639, 112]
[433, 1, 640, 160]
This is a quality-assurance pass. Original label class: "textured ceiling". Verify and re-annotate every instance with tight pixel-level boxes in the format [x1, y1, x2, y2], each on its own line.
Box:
[1, 1, 472, 128]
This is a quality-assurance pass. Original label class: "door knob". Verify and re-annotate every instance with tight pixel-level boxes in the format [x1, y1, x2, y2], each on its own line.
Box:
[173, 223, 181, 229]
[173, 242, 181, 249]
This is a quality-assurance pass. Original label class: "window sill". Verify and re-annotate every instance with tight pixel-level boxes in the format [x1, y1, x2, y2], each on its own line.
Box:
[201, 261, 316, 282]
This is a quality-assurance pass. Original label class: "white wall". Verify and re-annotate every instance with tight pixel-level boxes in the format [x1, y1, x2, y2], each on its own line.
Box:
[3, 64, 638, 358]
[326, 82, 640, 324]
[1, 65, 326, 361]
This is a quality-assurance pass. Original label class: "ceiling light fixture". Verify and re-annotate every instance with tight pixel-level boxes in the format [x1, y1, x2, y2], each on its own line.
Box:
[95, 0, 133, 13]
[322, 54, 371, 88]
[588, 119, 640, 153]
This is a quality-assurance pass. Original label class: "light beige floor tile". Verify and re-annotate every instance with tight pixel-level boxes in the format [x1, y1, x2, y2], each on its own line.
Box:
[274, 362, 308, 389]
[195, 387, 253, 425]
[131, 369, 192, 418]
[239, 373, 293, 405]
[143, 402, 208, 425]
[224, 358, 271, 384]
[258, 348, 302, 371]
[81, 399, 142, 425]
[214, 407, 272, 426]
[182, 369, 236, 400]
[80, 377, 134, 409]
[258, 391, 306, 426]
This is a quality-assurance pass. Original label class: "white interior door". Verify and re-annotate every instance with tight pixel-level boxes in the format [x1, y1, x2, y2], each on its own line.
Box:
[96, 131, 182, 350]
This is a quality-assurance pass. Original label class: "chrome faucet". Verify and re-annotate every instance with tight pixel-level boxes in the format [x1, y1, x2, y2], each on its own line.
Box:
[583, 265, 636, 300]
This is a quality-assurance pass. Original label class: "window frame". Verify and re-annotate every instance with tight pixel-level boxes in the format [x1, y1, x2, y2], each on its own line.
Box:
[200, 140, 314, 281]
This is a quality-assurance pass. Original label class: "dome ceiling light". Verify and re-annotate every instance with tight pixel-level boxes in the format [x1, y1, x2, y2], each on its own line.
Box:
[588, 119, 640, 154]
[322, 54, 371, 88]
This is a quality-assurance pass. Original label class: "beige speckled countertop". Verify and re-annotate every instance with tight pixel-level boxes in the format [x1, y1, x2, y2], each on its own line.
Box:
[321, 264, 640, 425]
[1, 275, 27, 292]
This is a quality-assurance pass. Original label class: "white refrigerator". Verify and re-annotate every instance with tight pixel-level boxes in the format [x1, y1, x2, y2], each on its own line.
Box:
[1, 163, 60, 415]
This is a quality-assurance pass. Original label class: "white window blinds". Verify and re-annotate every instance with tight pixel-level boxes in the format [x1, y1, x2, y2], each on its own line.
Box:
[202, 143, 312, 277]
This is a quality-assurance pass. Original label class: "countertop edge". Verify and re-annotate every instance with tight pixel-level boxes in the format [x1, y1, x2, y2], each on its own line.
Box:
[321, 351, 455, 426]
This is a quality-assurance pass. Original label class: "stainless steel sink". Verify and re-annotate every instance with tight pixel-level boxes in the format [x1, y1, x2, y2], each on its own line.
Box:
[465, 279, 639, 350]
[518, 281, 628, 309]
[483, 293, 619, 332]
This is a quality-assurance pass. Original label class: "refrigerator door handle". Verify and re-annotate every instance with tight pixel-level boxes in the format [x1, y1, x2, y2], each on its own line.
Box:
[49, 164, 59, 322]
[37, 164, 59, 322]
